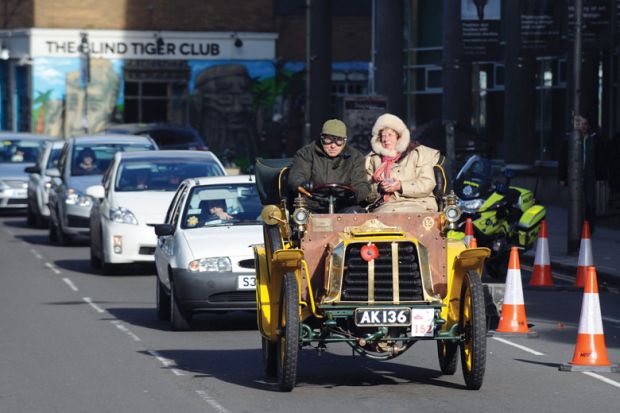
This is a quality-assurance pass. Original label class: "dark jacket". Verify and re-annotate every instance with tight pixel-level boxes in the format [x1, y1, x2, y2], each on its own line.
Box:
[288, 141, 370, 204]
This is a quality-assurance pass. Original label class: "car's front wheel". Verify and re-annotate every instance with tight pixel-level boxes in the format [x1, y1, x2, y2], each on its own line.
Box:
[156, 277, 171, 321]
[277, 272, 300, 392]
[170, 279, 192, 331]
[459, 270, 487, 390]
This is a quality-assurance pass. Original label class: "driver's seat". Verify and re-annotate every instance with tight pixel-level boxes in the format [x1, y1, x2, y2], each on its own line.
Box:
[433, 154, 451, 211]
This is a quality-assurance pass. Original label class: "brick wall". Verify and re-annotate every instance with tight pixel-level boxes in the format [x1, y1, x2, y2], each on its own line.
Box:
[0, 0, 34, 28]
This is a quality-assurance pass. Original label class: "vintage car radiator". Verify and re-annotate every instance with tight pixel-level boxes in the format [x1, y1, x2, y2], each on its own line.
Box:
[341, 241, 423, 302]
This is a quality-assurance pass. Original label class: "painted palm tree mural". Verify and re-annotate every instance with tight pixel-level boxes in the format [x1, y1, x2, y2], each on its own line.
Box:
[32, 90, 52, 134]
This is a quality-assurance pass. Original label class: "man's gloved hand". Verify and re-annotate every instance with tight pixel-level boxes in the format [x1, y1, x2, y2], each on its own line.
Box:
[301, 180, 314, 192]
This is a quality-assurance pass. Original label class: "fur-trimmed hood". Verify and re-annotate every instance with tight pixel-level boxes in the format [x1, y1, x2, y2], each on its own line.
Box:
[370, 113, 411, 157]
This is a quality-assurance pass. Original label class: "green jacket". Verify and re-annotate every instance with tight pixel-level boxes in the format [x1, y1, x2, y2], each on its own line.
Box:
[288, 141, 370, 203]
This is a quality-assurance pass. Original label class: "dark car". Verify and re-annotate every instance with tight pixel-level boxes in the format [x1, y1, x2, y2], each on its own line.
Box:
[102, 123, 209, 151]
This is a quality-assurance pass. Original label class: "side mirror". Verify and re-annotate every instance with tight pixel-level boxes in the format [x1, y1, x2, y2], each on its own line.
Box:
[25, 165, 41, 174]
[153, 223, 175, 237]
[46, 168, 60, 178]
[86, 185, 105, 200]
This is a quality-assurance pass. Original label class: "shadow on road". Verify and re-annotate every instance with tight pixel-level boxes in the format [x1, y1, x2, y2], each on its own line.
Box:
[140, 347, 467, 392]
[107, 307, 257, 332]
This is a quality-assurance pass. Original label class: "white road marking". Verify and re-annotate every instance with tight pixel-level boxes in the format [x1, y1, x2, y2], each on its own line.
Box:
[195, 390, 230, 413]
[492, 337, 545, 356]
[30, 249, 43, 259]
[45, 262, 61, 274]
[603, 316, 620, 324]
[82, 297, 105, 313]
[110, 320, 141, 342]
[62, 278, 78, 291]
[582, 372, 620, 389]
[146, 350, 185, 376]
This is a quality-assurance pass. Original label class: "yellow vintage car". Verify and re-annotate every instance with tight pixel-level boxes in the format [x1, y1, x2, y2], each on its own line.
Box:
[253, 159, 490, 392]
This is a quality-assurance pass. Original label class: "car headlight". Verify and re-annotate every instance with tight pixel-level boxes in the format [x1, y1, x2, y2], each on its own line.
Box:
[292, 207, 309, 225]
[459, 198, 484, 213]
[188, 256, 232, 273]
[65, 188, 92, 207]
[109, 207, 138, 225]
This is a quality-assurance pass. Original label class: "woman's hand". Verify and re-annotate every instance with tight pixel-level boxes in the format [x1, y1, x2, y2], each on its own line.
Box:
[380, 178, 401, 194]
[211, 207, 233, 220]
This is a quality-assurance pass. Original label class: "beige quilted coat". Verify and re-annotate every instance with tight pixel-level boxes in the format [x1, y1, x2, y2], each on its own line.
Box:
[365, 114, 440, 212]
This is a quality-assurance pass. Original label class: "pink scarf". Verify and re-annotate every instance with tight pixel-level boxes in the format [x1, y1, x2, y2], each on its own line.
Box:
[372, 154, 401, 201]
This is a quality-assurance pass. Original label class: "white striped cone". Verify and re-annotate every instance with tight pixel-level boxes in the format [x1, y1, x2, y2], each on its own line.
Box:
[496, 247, 530, 333]
[567, 266, 611, 366]
[529, 220, 553, 286]
[575, 221, 593, 287]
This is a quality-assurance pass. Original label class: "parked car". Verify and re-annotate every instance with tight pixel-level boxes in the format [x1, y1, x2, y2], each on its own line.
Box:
[25, 140, 64, 227]
[153, 175, 263, 330]
[0, 133, 53, 211]
[102, 123, 209, 151]
[88, 150, 226, 274]
[47, 135, 157, 245]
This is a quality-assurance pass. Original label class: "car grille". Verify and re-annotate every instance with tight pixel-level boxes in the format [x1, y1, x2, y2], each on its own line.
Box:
[7, 198, 26, 205]
[139, 247, 156, 255]
[341, 241, 423, 302]
[3, 180, 27, 189]
[67, 215, 90, 228]
[237, 259, 254, 269]
[209, 291, 255, 303]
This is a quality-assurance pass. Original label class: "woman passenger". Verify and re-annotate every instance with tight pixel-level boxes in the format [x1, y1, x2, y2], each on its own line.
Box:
[365, 113, 439, 212]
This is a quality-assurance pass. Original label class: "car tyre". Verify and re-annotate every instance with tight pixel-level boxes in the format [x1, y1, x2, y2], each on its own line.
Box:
[277, 272, 299, 392]
[54, 211, 72, 246]
[262, 336, 277, 377]
[459, 270, 487, 390]
[49, 214, 58, 244]
[170, 279, 192, 331]
[437, 340, 458, 375]
[26, 204, 36, 226]
[90, 241, 101, 269]
[156, 277, 171, 321]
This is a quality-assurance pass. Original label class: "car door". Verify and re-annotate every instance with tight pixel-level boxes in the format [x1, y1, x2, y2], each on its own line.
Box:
[155, 183, 188, 288]
[48, 142, 70, 224]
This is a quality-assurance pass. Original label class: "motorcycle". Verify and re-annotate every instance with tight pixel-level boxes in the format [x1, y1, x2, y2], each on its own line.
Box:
[454, 155, 546, 279]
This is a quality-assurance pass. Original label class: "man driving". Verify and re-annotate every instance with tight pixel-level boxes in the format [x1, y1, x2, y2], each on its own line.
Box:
[288, 119, 370, 211]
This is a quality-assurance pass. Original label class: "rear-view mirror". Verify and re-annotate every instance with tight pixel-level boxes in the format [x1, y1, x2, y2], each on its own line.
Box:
[154, 223, 175, 237]
[24, 165, 41, 174]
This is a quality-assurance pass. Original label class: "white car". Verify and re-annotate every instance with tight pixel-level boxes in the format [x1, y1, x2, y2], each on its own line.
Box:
[153, 175, 263, 330]
[25, 140, 64, 227]
[0, 133, 52, 211]
[88, 150, 226, 274]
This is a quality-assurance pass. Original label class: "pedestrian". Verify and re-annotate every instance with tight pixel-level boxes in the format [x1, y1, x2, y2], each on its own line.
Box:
[366, 113, 440, 212]
[288, 119, 370, 212]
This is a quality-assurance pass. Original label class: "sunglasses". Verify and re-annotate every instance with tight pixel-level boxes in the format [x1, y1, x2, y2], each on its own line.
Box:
[320, 135, 347, 146]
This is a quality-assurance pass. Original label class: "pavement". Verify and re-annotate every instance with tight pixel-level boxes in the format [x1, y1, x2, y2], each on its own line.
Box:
[521, 205, 620, 288]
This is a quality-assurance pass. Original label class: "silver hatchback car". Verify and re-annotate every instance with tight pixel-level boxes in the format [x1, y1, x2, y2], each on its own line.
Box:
[47, 134, 157, 245]
[0, 133, 53, 211]
[25, 140, 64, 227]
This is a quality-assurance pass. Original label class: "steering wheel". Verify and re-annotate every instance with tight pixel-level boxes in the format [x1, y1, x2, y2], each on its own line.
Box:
[310, 183, 357, 213]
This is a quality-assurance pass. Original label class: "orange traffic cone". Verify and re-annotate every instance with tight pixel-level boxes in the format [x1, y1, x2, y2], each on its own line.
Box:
[492, 247, 537, 337]
[529, 220, 554, 286]
[464, 218, 474, 247]
[575, 221, 594, 287]
[560, 266, 618, 372]
[469, 237, 477, 248]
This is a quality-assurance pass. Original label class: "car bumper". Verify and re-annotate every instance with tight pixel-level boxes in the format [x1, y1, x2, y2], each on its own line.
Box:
[62, 203, 93, 236]
[172, 268, 256, 312]
[0, 188, 28, 209]
[104, 222, 157, 264]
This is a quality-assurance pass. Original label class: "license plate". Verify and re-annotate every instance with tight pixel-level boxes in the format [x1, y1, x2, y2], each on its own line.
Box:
[237, 275, 256, 290]
[13, 190, 27, 198]
[355, 308, 411, 327]
[410, 308, 435, 337]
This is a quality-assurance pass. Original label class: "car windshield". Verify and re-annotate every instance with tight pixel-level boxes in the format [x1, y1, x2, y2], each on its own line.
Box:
[146, 129, 205, 149]
[0, 138, 45, 164]
[71, 143, 155, 176]
[181, 183, 262, 229]
[115, 158, 225, 192]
